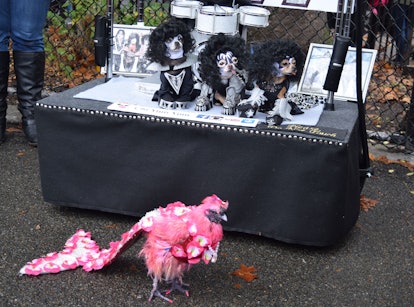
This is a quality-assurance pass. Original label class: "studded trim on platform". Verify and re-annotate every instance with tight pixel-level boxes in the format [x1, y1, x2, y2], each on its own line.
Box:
[36, 102, 344, 147]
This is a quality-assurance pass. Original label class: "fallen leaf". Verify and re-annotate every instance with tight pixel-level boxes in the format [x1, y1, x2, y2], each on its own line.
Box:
[231, 264, 258, 282]
[234, 284, 242, 289]
[105, 224, 118, 229]
[18, 210, 28, 215]
[6, 127, 22, 133]
[129, 264, 140, 272]
[369, 153, 414, 171]
[17, 152, 25, 157]
[35, 224, 41, 230]
[360, 195, 379, 212]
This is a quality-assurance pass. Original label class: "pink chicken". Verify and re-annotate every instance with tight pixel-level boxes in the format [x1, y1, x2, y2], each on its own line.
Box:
[19, 195, 228, 303]
[139, 195, 228, 302]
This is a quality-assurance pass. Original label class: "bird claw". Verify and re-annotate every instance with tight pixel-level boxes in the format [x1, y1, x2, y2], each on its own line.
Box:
[165, 278, 189, 297]
[148, 278, 189, 302]
[149, 289, 173, 303]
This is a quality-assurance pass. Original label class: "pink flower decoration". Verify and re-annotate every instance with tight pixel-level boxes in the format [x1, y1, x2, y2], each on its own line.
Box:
[91, 258, 105, 270]
[188, 224, 197, 236]
[82, 262, 93, 272]
[23, 265, 43, 275]
[194, 235, 210, 247]
[173, 206, 191, 216]
[29, 258, 44, 266]
[62, 259, 78, 269]
[61, 248, 75, 255]
[44, 252, 59, 261]
[202, 250, 213, 264]
[140, 216, 154, 231]
[77, 254, 91, 266]
[43, 262, 61, 274]
[171, 244, 187, 258]
[64, 241, 76, 249]
[165, 201, 185, 211]
[187, 258, 201, 264]
[186, 243, 203, 259]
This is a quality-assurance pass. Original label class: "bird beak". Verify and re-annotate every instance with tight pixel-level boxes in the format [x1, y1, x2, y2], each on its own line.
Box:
[220, 213, 228, 222]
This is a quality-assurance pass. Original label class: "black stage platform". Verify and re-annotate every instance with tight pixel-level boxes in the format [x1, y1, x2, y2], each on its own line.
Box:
[35, 78, 362, 246]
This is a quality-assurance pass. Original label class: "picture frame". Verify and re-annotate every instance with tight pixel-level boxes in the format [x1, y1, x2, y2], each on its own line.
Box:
[297, 43, 377, 102]
[111, 24, 156, 77]
[281, 0, 311, 8]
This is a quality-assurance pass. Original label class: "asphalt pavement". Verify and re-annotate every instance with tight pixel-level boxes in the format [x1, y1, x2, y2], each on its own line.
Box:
[1, 120, 413, 306]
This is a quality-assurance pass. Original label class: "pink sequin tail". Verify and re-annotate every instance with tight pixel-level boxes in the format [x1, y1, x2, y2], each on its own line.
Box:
[19, 222, 142, 276]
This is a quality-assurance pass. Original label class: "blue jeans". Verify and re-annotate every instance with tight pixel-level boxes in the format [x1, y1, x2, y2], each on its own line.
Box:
[391, 4, 414, 63]
[0, 0, 51, 52]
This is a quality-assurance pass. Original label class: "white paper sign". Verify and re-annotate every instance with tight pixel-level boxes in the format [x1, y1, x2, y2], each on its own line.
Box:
[260, 0, 351, 13]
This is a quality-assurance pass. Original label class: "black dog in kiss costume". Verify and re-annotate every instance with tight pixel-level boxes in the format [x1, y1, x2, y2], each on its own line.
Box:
[247, 39, 305, 124]
[146, 18, 196, 109]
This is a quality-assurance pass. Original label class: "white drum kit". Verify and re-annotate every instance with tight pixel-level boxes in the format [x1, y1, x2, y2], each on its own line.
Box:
[170, 1, 270, 36]
[170, 1, 271, 90]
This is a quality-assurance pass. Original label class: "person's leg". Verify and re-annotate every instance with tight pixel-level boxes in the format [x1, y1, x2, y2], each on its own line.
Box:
[10, 0, 50, 52]
[13, 51, 45, 145]
[0, 0, 11, 143]
[0, 51, 9, 143]
[391, 4, 409, 64]
[11, 0, 50, 145]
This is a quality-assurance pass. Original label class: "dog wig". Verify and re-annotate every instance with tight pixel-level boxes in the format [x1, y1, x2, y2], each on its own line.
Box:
[198, 33, 249, 91]
[248, 39, 305, 85]
[146, 18, 195, 66]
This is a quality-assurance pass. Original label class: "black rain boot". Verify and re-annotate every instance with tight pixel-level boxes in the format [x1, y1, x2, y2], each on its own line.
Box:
[0, 51, 9, 144]
[13, 51, 45, 146]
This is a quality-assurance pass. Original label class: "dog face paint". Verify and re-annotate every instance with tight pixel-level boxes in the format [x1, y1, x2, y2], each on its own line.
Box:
[273, 56, 297, 78]
[217, 51, 238, 80]
[165, 34, 184, 59]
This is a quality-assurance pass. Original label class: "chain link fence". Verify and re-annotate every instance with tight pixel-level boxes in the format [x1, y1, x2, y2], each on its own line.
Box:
[43, 0, 413, 152]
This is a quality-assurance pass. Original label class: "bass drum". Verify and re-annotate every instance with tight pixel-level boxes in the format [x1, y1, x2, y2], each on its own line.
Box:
[239, 6, 270, 27]
[171, 1, 202, 19]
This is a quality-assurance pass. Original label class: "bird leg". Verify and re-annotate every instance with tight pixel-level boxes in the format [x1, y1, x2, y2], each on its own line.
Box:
[148, 277, 173, 303]
[165, 277, 190, 297]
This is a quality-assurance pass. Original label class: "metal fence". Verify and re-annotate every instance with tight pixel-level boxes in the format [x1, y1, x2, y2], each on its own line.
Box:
[43, 0, 414, 152]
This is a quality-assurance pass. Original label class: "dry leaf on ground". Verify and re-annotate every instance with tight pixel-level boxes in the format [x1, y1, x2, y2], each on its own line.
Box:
[369, 153, 414, 171]
[360, 195, 379, 212]
[231, 264, 258, 282]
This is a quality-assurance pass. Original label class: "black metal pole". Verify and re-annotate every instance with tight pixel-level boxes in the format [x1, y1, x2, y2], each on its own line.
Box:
[323, 0, 353, 111]
[137, 0, 144, 24]
[355, 0, 373, 187]
[106, 0, 114, 81]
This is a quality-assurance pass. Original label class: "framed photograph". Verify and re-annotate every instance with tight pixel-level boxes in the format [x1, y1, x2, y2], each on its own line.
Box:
[250, 0, 265, 4]
[298, 43, 377, 102]
[111, 24, 156, 76]
[281, 0, 311, 8]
